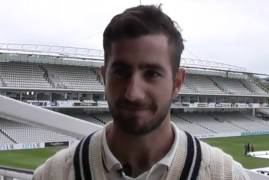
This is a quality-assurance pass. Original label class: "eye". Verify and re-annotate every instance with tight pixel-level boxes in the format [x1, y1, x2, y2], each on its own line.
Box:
[144, 69, 162, 79]
[112, 68, 130, 79]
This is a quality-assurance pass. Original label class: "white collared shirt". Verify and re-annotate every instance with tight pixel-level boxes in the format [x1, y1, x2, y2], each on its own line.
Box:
[32, 121, 250, 180]
[101, 122, 179, 180]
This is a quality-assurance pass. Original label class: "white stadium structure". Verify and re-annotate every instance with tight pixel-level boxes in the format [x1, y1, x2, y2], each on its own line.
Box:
[0, 43, 269, 179]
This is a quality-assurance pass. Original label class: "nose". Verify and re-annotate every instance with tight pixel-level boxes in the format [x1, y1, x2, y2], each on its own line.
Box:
[124, 74, 146, 103]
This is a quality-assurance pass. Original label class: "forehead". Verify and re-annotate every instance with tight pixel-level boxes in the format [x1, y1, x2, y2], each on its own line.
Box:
[108, 34, 172, 69]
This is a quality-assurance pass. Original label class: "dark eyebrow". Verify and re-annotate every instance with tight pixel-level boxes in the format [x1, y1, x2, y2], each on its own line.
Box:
[111, 61, 131, 69]
[139, 64, 165, 73]
[111, 61, 165, 73]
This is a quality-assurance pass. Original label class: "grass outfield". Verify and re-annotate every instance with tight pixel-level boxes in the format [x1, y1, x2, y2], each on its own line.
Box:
[0, 147, 61, 170]
[0, 135, 269, 170]
[203, 135, 269, 169]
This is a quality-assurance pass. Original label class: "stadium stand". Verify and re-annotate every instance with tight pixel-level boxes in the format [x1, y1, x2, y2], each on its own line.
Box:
[72, 114, 105, 125]
[172, 112, 269, 135]
[0, 62, 52, 89]
[0, 62, 103, 91]
[211, 76, 252, 95]
[0, 62, 267, 96]
[72, 111, 269, 137]
[1, 44, 269, 179]
[0, 117, 75, 143]
[43, 64, 103, 90]
[0, 132, 14, 144]
[185, 75, 223, 94]
[242, 79, 268, 95]
[215, 112, 269, 132]
[176, 74, 267, 95]
[180, 76, 198, 94]
[0, 60, 268, 141]
[177, 113, 243, 134]
[172, 114, 214, 135]
[93, 112, 112, 124]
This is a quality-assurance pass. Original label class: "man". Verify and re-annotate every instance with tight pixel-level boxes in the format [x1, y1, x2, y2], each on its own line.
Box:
[33, 5, 250, 180]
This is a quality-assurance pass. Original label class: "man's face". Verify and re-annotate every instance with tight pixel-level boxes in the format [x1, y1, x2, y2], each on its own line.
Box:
[102, 34, 184, 135]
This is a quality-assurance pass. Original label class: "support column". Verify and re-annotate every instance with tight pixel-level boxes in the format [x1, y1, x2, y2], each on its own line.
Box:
[20, 91, 22, 101]
[3, 176, 13, 180]
[252, 108, 256, 116]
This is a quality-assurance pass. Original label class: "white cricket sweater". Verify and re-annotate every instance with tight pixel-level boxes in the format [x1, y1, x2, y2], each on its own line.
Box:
[33, 125, 250, 180]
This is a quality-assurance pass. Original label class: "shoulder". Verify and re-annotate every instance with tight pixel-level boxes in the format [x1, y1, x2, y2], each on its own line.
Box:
[232, 162, 251, 180]
[32, 143, 77, 180]
[198, 140, 250, 180]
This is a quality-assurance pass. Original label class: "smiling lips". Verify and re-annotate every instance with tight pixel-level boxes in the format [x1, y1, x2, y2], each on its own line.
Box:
[117, 102, 153, 112]
[125, 106, 150, 111]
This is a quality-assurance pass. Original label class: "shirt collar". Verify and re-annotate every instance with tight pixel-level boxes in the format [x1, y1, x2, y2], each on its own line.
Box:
[101, 121, 179, 172]
[102, 122, 122, 172]
[157, 122, 179, 167]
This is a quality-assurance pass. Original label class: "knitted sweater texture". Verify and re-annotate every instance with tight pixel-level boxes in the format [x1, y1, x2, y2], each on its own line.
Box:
[33, 128, 250, 180]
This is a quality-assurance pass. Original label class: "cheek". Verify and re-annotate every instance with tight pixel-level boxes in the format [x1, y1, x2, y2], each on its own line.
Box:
[105, 80, 122, 99]
[152, 83, 174, 103]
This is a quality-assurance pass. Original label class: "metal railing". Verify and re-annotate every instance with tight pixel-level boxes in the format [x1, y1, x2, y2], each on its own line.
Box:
[181, 58, 247, 72]
[0, 43, 249, 72]
[0, 43, 103, 60]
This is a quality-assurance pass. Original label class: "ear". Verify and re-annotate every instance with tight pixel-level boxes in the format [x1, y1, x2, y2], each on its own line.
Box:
[172, 68, 186, 98]
[101, 66, 106, 85]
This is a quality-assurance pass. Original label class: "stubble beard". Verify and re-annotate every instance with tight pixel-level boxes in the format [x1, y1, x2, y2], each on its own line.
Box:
[108, 99, 172, 136]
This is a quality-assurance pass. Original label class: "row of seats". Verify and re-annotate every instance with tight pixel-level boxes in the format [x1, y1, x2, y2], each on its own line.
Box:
[186, 75, 223, 94]
[0, 118, 75, 144]
[182, 75, 268, 95]
[177, 113, 244, 134]
[0, 62, 267, 95]
[84, 112, 269, 136]
[44, 64, 104, 90]
[0, 62, 103, 90]
[1, 112, 269, 145]
[0, 133, 13, 144]
[211, 77, 252, 95]
[93, 113, 112, 123]
[72, 114, 104, 125]
[172, 116, 214, 135]
[215, 113, 269, 131]
[243, 80, 268, 95]
[173, 112, 269, 135]
[0, 62, 52, 89]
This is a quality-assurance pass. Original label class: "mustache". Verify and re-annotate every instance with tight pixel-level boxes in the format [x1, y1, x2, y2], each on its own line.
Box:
[116, 99, 153, 110]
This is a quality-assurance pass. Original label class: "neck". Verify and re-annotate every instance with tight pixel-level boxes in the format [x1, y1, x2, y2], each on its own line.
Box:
[106, 116, 174, 177]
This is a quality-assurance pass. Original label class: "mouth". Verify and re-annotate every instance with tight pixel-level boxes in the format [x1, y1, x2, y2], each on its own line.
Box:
[118, 103, 151, 111]
[115, 100, 155, 114]
[122, 107, 148, 113]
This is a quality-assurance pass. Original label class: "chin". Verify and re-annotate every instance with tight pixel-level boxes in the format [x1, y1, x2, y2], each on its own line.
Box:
[114, 115, 166, 136]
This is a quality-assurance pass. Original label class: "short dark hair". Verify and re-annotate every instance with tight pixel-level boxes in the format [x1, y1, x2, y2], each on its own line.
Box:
[103, 5, 184, 74]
